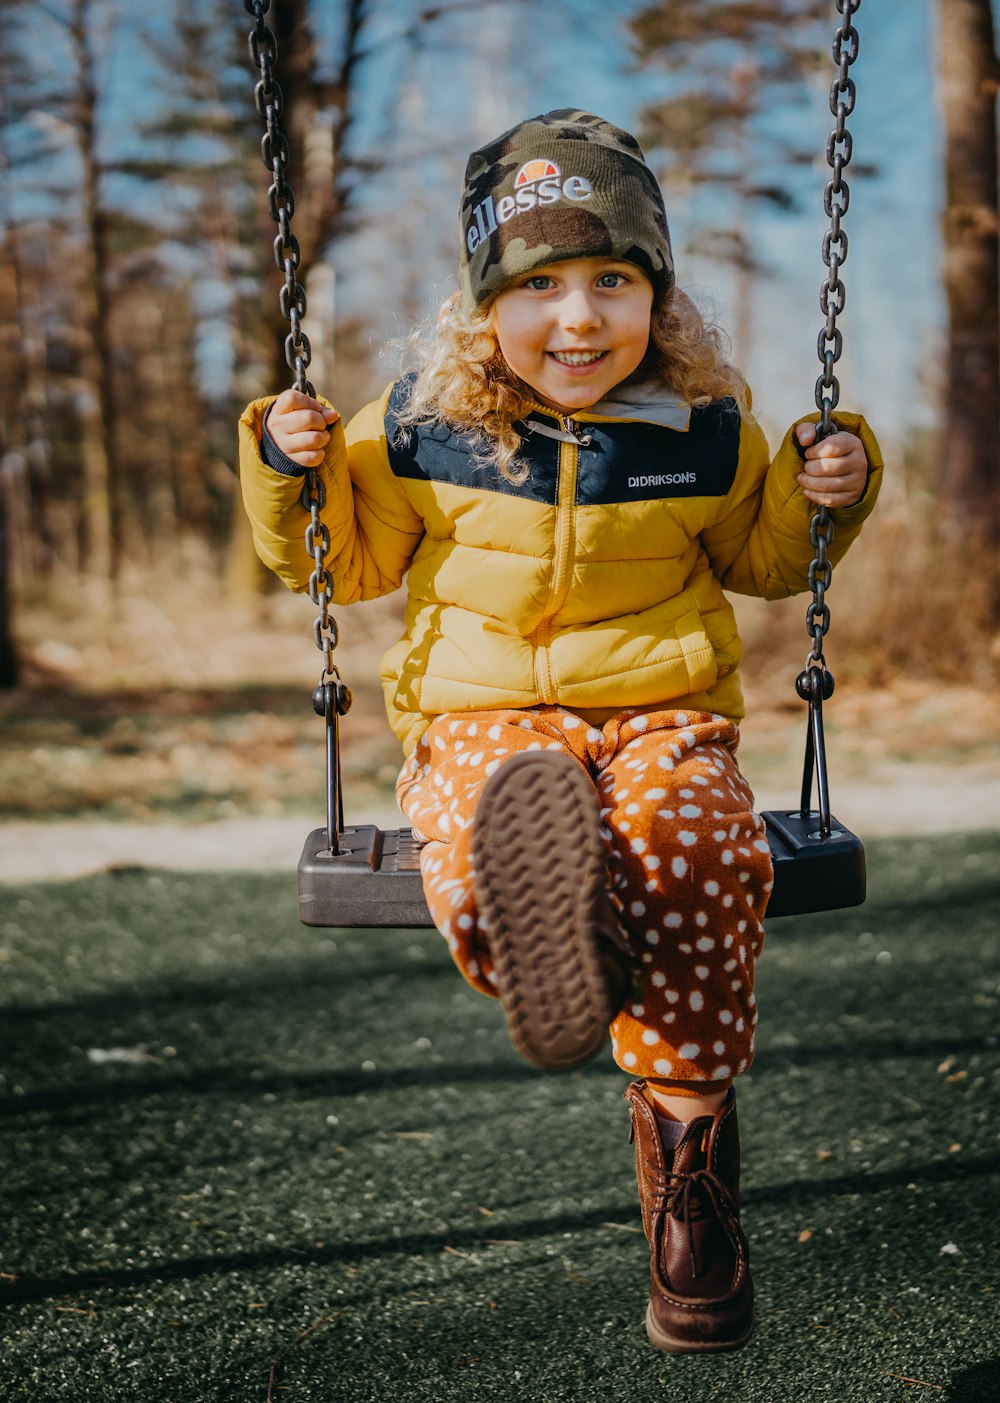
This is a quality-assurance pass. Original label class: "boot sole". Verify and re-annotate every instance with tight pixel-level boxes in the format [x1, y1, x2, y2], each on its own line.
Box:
[644, 1299, 755, 1354]
[472, 750, 617, 1071]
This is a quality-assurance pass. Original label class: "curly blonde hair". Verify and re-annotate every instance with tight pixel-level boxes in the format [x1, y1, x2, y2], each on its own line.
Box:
[395, 285, 749, 484]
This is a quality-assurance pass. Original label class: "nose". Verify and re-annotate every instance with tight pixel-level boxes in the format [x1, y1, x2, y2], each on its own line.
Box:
[558, 287, 601, 334]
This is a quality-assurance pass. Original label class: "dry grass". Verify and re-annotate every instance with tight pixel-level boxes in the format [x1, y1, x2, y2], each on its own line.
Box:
[2, 510, 998, 824]
[1, 577, 406, 822]
[738, 503, 1000, 689]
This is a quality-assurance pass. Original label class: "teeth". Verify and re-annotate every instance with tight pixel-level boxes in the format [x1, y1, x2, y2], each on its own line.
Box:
[550, 350, 606, 366]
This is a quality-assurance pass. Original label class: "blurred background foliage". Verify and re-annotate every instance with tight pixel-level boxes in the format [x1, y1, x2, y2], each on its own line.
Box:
[0, 0, 997, 703]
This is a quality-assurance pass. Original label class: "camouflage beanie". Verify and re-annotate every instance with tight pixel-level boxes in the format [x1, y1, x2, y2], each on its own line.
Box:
[458, 108, 674, 313]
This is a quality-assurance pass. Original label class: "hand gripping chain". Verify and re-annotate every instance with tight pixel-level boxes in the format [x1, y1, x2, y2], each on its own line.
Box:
[245, 0, 351, 852]
[798, 0, 862, 835]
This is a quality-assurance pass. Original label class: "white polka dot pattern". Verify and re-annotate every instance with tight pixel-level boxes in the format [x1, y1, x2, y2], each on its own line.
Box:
[396, 706, 772, 1084]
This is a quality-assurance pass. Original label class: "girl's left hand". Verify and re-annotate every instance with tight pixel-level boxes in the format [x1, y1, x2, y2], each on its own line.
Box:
[795, 423, 868, 508]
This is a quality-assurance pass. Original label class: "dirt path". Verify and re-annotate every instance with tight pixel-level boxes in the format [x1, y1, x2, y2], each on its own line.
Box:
[3, 760, 996, 884]
[4, 619, 998, 884]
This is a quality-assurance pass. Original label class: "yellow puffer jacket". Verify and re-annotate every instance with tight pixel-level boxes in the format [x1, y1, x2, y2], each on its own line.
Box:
[238, 379, 882, 756]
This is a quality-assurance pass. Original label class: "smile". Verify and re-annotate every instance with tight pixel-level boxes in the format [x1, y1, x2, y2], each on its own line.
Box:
[548, 350, 609, 366]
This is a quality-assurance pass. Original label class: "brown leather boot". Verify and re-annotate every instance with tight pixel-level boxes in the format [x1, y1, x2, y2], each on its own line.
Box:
[472, 750, 639, 1071]
[625, 1080, 754, 1353]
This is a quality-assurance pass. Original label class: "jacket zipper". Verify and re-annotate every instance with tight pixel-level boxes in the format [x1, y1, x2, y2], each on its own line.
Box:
[532, 415, 589, 701]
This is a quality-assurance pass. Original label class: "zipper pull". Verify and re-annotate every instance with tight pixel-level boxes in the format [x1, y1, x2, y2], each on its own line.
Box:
[563, 416, 592, 447]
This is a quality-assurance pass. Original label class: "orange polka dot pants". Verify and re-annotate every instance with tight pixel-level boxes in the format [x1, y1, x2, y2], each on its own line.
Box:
[396, 707, 772, 1083]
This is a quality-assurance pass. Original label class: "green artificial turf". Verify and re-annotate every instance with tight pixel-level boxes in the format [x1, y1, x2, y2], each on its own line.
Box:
[1, 831, 998, 1402]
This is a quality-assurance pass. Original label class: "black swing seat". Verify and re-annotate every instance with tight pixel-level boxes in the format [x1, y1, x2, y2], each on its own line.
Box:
[297, 810, 865, 928]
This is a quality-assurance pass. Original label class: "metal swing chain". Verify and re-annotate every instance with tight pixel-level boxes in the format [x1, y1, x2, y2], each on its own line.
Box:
[797, 0, 862, 831]
[244, 0, 341, 681]
[245, 0, 351, 852]
[806, 0, 861, 672]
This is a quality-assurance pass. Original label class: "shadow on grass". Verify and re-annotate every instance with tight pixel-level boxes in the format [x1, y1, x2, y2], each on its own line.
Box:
[4, 1154, 996, 1309]
[1, 839, 998, 1400]
[2, 1023, 995, 1126]
[0, 1055, 545, 1121]
[0, 1202, 628, 1305]
[947, 1361, 1000, 1403]
[0, 942, 456, 1027]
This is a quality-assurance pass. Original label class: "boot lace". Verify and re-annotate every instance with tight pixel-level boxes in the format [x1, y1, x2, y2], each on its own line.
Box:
[648, 1158, 738, 1280]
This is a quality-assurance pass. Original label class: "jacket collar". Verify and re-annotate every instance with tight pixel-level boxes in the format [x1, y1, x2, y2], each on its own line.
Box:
[589, 380, 692, 430]
[526, 379, 691, 433]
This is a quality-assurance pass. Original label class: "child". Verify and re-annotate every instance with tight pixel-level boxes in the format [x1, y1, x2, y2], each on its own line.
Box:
[238, 109, 882, 1354]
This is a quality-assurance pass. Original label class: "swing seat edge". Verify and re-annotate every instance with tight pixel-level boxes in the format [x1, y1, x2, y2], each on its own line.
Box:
[296, 817, 866, 929]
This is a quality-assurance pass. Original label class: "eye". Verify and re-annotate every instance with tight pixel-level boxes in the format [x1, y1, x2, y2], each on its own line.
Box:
[524, 275, 554, 291]
[597, 271, 629, 288]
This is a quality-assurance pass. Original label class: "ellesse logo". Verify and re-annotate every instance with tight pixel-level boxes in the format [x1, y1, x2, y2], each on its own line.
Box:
[515, 159, 560, 186]
[465, 159, 595, 254]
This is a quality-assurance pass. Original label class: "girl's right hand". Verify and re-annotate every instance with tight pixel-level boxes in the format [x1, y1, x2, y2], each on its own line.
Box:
[267, 388, 340, 467]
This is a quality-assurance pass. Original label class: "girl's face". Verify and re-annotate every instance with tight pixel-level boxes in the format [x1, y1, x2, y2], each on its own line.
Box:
[490, 256, 654, 415]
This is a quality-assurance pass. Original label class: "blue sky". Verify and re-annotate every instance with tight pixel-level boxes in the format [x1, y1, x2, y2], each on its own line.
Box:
[4, 0, 979, 451]
[320, 0, 945, 449]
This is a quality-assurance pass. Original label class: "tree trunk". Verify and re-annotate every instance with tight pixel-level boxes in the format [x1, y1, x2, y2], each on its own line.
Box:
[938, 0, 1000, 558]
[0, 467, 16, 687]
[0, 96, 21, 686]
[71, 0, 118, 586]
[730, 61, 757, 366]
[224, 490, 274, 602]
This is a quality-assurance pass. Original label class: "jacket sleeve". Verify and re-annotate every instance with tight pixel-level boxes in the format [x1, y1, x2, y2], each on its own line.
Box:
[237, 383, 425, 602]
[699, 408, 884, 599]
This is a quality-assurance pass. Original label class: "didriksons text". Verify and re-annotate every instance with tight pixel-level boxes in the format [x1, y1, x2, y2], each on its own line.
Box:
[628, 473, 698, 488]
